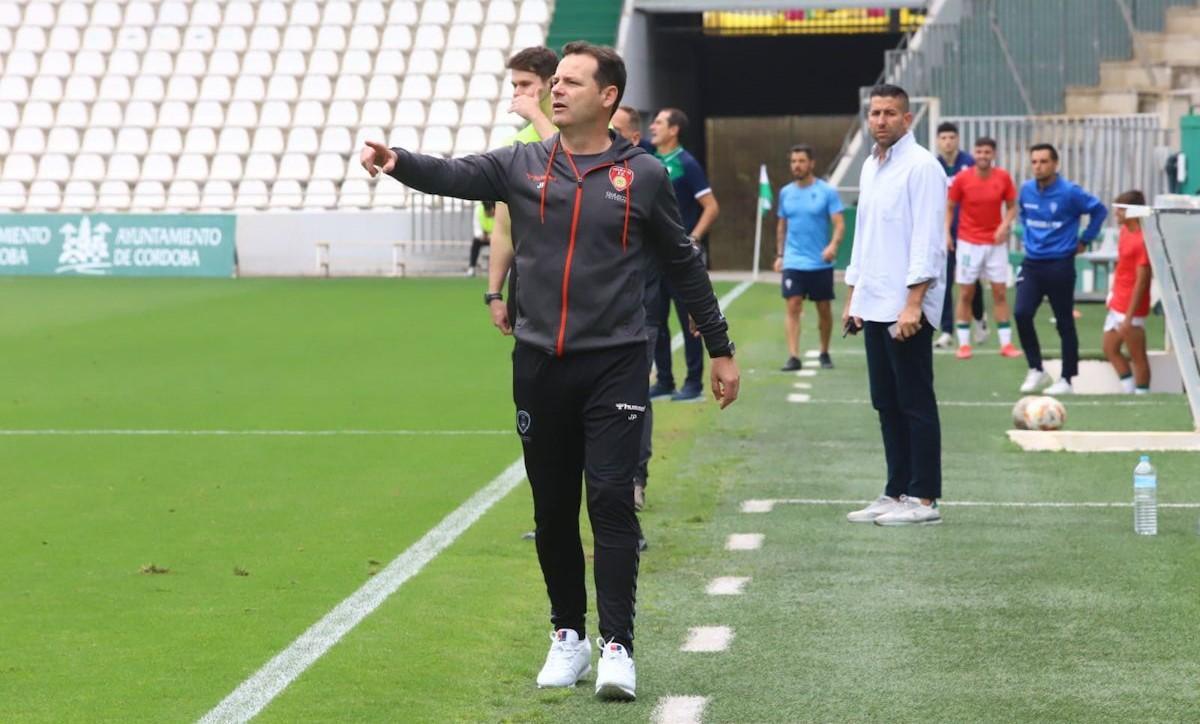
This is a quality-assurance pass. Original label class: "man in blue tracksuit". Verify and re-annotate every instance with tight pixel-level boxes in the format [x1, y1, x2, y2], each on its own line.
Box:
[1014, 143, 1107, 395]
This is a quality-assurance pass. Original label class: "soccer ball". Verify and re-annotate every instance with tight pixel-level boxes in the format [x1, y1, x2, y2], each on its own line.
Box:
[1011, 395, 1039, 430]
[1023, 395, 1066, 431]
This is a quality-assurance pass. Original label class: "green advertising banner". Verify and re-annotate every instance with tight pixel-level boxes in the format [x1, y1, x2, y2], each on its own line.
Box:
[0, 214, 236, 277]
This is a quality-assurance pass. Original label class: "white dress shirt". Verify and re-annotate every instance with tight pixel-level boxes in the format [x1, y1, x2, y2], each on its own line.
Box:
[845, 132, 947, 324]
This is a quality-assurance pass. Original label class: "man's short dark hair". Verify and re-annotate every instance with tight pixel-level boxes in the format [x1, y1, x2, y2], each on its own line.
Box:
[937, 122, 959, 136]
[1115, 189, 1146, 206]
[868, 83, 909, 112]
[507, 46, 557, 82]
[1030, 142, 1059, 161]
[660, 107, 688, 136]
[789, 144, 814, 160]
[617, 105, 641, 127]
[974, 137, 997, 150]
[561, 41, 626, 116]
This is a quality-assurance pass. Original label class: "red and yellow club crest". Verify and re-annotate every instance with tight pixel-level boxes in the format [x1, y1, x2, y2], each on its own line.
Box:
[609, 167, 634, 193]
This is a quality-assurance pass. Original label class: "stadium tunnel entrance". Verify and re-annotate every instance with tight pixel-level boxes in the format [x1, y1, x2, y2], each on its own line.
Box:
[622, 9, 914, 269]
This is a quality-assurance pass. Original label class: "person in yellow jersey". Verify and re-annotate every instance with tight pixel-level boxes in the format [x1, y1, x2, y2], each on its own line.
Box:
[486, 47, 559, 334]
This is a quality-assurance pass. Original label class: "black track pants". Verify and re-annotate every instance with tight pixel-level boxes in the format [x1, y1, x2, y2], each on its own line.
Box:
[513, 342, 647, 653]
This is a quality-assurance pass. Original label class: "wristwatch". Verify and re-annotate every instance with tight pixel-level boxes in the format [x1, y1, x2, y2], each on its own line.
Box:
[484, 291, 503, 305]
[711, 341, 736, 358]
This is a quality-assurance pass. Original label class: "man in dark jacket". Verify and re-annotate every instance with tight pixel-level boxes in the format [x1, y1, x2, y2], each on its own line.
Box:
[361, 41, 739, 702]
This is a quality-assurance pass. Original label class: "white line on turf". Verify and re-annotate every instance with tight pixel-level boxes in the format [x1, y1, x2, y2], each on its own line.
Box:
[786, 393, 810, 403]
[0, 429, 510, 437]
[681, 626, 735, 652]
[795, 370, 817, 377]
[199, 281, 756, 723]
[197, 458, 527, 724]
[653, 695, 709, 724]
[793, 382, 811, 390]
[705, 577, 750, 596]
[789, 399, 1166, 407]
[804, 350, 820, 359]
[724, 533, 764, 550]
[740, 498, 1200, 512]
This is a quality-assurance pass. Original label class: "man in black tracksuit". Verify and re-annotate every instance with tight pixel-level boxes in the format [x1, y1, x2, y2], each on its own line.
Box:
[361, 43, 739, 700]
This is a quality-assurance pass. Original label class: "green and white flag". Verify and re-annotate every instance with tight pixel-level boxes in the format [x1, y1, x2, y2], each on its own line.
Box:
[758, 164, 772, 215]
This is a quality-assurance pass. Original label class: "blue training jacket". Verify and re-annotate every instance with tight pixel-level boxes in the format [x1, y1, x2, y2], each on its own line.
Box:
[1018, 175, 1107, 260]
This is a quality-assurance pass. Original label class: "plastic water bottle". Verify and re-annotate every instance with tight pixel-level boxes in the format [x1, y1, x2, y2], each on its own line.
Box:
[1133, 455, 1157, 536]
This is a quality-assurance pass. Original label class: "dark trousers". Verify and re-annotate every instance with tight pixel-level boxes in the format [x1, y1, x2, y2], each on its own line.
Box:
[636, 326, 657, 488]
[468, 237, 489, 267]
[654, 279, 703, 388]
[941, 247, 985, 332]
[513, 342, 646, 653]
[1013, 256, 1078, 379]
[863, 319, 942, 500]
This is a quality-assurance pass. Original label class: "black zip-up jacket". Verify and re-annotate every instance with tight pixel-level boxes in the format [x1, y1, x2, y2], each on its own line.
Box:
[386, 131, 731, 358]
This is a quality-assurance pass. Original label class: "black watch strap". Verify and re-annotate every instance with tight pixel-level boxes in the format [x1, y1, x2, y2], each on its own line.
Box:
[710, 341, 736, 358]
[484, 292, 503, 305]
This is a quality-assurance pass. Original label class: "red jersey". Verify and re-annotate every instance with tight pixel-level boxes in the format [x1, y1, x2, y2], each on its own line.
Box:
[948, 167, 1016, 244]
[1108, 226, 1152, 317]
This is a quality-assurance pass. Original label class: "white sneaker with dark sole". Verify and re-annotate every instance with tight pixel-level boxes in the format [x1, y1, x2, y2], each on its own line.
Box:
[874, 498, 942, 526]
[846, 495, 903, 523]
[933, 332, 954, 349]
[594, 639, 636, 701]
[536, 629, 592, 688]
[1043, 378, 1073, 395]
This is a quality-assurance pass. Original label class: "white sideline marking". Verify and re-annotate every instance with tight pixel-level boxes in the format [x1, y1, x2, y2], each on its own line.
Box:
[681, 626, 734, 652]
[740, 499, 776, 513]
[197, 459, 527, 724]
[786, 393, 811, 403]
[706, 576, 750, 596]
[200, 281, 755, 722]
[795, 370, 817, 377]
[804, 350, 820, 359]
[794, 398, 1167, 407]
[652, 696, 705, 724]
[793, 382, 812, 390]
[725, 533, 764, 550]
[653, 695, 708, 724]
[743, 498, 1200, 509]
[0, 429, 509, 437]
[668, 280, 753, 350]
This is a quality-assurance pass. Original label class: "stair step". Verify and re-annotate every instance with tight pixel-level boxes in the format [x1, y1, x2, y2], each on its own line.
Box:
[1099, 61, 1173, 90]
[1134, 31, 1200, 65]
[1064, 87, 1140, 115]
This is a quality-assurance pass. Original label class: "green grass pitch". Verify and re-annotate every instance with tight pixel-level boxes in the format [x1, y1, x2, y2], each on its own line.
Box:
[1, 277, 1196, 722]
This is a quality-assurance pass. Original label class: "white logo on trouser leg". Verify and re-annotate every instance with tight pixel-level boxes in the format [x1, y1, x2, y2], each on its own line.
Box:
[517, 410, 531, 434]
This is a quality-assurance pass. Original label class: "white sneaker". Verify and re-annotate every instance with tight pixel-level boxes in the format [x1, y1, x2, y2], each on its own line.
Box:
[1019, 369, 1051, 393]
[1044, 378, 1073, 395]
[972, 318, 989, 344]
[594, 639, 636, 701]
[536, 629, 592, 688]
[933, 332, 954, 349]
[846, 495, 903, 523]
[874, 497, 942, 526]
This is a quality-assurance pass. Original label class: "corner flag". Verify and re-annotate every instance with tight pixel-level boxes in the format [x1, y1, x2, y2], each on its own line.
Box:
[758, 164, 772, 215]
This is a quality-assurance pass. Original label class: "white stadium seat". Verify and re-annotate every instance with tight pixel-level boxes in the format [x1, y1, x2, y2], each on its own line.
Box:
[98, 77, 130, 101]
[435, 75, 467, 101]
[360, 101, 392, 127]
[251, 128, 285, 154]
[301, 75, 333, 101]
[324, 2, 354, 27]
[401, 75, 433, 101]
[421, 126, 454, 156]
[192, 102, 225, 128]
[191, 2, 222, 26]
[73, 154, 107, 181]
[115, 27, 147, 51]
[480, 25, 511, 50]
[368, 76, 401, 100]
[132, 181, 166, 210]
[442, 48, 473, 75]
[266, 76, 300, 101]
[333, 75, 366, 101]
[278, 154, 311, 181]
[348, 26, 379, 51]
[132, 76, 165, 101]
[156, 101, 191, 129]
[210, 154, 244, 181]
[114, 128, 149, 155]
[98, 181, 131, 210]
[447, 25, 478, 49]
[388, 127, 421, 151]
[0, 4, 19, 28]
[462, 100, 494, 127]
[270, 179, 304, 209]
[275, 51, 307, 76]
[356, 2, 386, 25]
[140, 50, 174, 76]
[166, 180, 201, 210]
[320, 128, 353, 155]
[47, 128, 80, 153]
[0, 181, 25, 211]
[12, 128, 45, 154]
[141, 154, 175, 181]
[421, 1, 452, 25]
[176, 154, 209, 181]
[148, 128, 182, 154]
[514, 24, 545, 49]
[150, 26, 181, 52]
[40, 51, 74, 77]
[92, 100, 126, 128]
[327, 101, 359, 127]
[373, 180, 408, 208]
[394, 100, 426, 126]
[49, 27, 80, 51]
[107, 154, 141, 182]
[226, 102, 260, 128]
[304, 179, 338, 209]
[27, 181, 62, 211]
[209, 51, 241, 77]
[15, 27, 46, 52]
[24, 3, 56, 29]
[82, 27, 114, 51]
[454, 1, 485, 25]
[20, 101, 54, 128]
[245, 154, 278, 181]
[427, 100, 459, 126]
[64, 76, 97, 102]
[414, 25, 445, 50]
[157, 2, 190, 28]
[409, 49, 440, 76]
[338, 179, 372, 209]
[90, 3, 122, 28]
[233, 76, 265, 101]
[293, 101, 326, 127]
[382, 25, 413, 52]
[183, 129, 217, 155]
[0, 129, 7, 155]
[81, 129, 115, 155]
[217, 129, 251, 155]
[291, 2, 322, 27]
[38, 154, 72, 181]
[1, 154, 36, 181]
[489, 126, 519, 148]
[235, 180, 269, 209]
[283, 26, 313, 51]
[216, 27, 247, 52]
[62, 180, 97, 211]
[58, 2, 90, 28]
[454, 127, 488, 156]
[342, 50, 372, 75]
[0, 77, 28, 102]
[201, 181, 235, 210]
[488, 1, 518, 25]
[309, 50, 341, 76]
[468, 74, 501, 101]
[286, 128, 319, 154]
[312, 154, 346, 180]
[199, 76, 232, 102]
[167, 76, 199, 102]
[316, 26, 346, 51]
[257, 2, 288, 28]
[521, 0, 551, 25]
[182, 27, 215, 52]
[388, 2, 419, 25]
[250, 26, 281, 51]
[224, 2, 255, 28]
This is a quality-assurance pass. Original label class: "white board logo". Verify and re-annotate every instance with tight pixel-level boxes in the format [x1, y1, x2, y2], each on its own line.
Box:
[56, 217, 112, 275]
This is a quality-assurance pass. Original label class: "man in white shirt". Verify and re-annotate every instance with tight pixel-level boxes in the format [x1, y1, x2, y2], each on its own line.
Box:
[842, 84, 947, 526]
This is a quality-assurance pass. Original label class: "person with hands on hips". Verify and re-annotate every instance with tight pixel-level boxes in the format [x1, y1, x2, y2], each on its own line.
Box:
[842, 84, 947, 527]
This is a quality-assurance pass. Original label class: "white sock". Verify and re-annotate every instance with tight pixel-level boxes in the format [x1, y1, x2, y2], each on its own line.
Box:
[1135, 386, 1149, 395]
[998, 325, 1012, 347]
[955, 323, 970, 347]
[1120, 375, 1135, 394]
